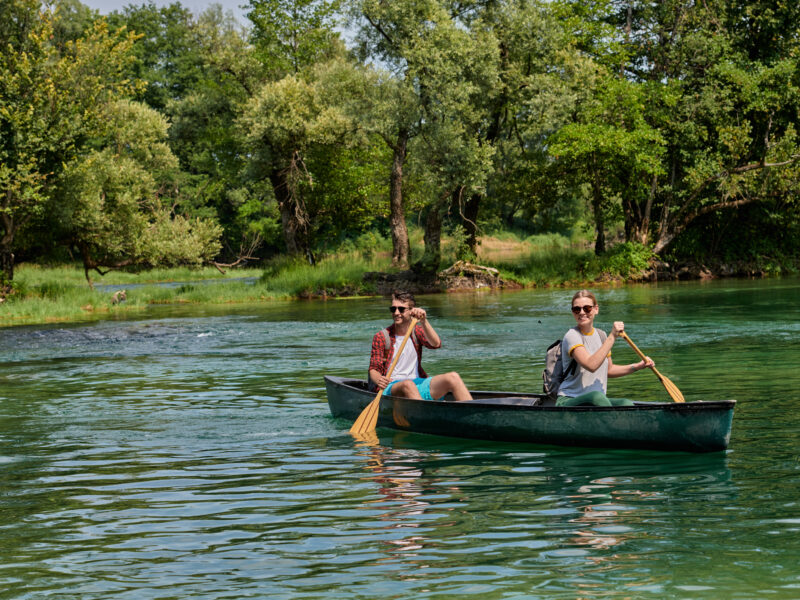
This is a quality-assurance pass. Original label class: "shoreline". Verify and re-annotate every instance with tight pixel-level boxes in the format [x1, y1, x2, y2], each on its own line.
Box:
[1, 258, 791, 329]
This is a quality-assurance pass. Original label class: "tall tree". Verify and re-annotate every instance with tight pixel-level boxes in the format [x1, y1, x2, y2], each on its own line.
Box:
[248, 0, 341, 75]
[549, 74, 665, 254]
[57, 100, 222, 285]
[107, 1, 204, 112]
[559, 0, 800, 255]
[164, 6, 270, 258]
[0, 1, 139, 282]
[351, 0, 499, 271]
[243, 0, 349, 259]
[238, 60, 357, 259]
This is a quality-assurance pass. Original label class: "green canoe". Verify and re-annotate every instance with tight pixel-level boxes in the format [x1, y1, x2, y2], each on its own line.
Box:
[324, 376, 735, 453]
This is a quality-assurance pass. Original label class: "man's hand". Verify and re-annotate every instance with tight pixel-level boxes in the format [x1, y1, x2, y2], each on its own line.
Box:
[409, 307, 427, 322]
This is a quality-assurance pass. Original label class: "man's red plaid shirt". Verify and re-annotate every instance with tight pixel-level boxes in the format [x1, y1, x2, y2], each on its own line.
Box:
[369, 323, 439, 379]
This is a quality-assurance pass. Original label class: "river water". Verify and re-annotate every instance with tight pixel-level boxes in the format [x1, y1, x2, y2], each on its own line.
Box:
[1, 279, 799, 599]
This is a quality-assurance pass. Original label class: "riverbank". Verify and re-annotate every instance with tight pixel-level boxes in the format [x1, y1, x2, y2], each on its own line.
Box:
[1, 233, 796, 327]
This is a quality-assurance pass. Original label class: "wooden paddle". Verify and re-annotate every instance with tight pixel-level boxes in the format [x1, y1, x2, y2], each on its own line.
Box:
[350, 318, 419, 435]
[619, 331, 685, 403]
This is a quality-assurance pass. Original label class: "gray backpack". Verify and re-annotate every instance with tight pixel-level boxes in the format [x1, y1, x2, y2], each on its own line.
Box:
[542, 330, 606, 400]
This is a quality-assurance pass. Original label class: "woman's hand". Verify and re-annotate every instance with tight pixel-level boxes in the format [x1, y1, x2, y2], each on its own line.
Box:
[638, 356, 655, 370]
[611, 321, 625, 338]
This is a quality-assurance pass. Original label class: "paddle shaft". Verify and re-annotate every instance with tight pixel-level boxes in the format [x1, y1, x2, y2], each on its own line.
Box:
[350, 318, 419, 434]
[619, 332, 655, 371]
[619, 331, 684, 403]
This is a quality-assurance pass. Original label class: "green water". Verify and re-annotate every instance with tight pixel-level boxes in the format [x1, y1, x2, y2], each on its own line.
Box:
[1, 279, 799, 599]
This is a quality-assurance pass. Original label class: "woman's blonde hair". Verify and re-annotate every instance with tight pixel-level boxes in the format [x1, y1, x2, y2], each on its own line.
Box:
[572, 289, 597, 306]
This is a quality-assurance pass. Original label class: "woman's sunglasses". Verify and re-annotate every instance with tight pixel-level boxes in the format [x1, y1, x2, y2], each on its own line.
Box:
[389, 306, 408, 314]
[571, 304, 595, 314]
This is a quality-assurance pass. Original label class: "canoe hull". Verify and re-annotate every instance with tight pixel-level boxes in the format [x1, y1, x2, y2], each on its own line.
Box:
[324, 376, 735, 453]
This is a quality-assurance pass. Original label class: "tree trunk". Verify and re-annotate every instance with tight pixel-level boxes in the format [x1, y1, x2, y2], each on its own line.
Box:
[0, 247, 14, 283]
[270, 166, 305, 257]
[592, 159, 606, 255]
[412, 197, 445, 275]
[389, 129, 410, 268]
[0, 208, 15, 283]
[462, 192, 481, 257]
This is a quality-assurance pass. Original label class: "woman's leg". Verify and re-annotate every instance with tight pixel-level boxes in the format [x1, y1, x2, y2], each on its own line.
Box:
[557, 391, 612, 407]
[608, 397, 634, 407]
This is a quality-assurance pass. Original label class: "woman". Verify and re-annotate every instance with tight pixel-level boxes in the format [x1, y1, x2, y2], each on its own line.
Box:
[557, 290, 654, 407]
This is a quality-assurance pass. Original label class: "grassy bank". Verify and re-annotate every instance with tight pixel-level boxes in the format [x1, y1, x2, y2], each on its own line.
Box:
[0, 232, 651, 327]
[0, 254, 387, 326]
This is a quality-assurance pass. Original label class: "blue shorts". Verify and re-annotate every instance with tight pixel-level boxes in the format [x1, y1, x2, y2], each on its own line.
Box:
[383, 377, 442, 401]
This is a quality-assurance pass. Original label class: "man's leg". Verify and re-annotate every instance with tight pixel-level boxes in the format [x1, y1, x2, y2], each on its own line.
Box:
[386, 379, 423, 399]
[429, 372, 473, 401]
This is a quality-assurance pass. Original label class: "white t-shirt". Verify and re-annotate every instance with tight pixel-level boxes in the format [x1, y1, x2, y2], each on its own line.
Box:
[558, 327, 609, 397]
[390, 336, 420, 382]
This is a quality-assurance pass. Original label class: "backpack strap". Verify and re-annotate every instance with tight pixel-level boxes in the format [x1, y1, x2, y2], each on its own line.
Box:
[565, 355, 578, 377]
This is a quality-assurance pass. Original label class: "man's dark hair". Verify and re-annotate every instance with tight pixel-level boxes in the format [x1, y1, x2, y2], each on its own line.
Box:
[392, 290, 416, 307]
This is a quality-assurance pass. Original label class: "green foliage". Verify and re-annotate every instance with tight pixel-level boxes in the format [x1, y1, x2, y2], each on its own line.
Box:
[0, 3, 141, 279]
[247, 0, 342, 76]
[596, 242, 656, 278]
[106, 1, 204, 111]
[446, 224, 477, 264]
[4, 0, 800, 284]
[57, 99, 222, 275]
[332, 230, 390, 260]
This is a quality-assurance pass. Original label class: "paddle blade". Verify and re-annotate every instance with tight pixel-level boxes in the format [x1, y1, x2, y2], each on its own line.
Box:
[351, 429, 380, 446]
[350, 392, 382, 435]
[655, 369, 685, 403]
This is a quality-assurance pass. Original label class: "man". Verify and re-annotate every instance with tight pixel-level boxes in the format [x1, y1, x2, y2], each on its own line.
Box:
[368, 290, 473, 401]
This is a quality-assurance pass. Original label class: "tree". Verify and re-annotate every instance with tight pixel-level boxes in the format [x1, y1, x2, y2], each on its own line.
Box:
[238, 60, 357, 259]
[559, 0, 800, 256]
[349, 0, 439, 268]
[57, 100, 222, 285]
[107, 1, 205, 112]
[247, 0, 342, 76]
[163, 5, 270, 258]
[0, 1, 139, 282]
[243, 0, 359, 259]
[350, 0, 501, 271]
[549, 74, 665, 254]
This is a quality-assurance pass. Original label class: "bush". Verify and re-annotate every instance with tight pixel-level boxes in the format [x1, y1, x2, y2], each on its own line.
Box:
[597, 242, 655, 277]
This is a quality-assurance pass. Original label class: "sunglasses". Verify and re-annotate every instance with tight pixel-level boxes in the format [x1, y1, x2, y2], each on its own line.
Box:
[389, 306, 408, 314]
[571, 304, 595, 314]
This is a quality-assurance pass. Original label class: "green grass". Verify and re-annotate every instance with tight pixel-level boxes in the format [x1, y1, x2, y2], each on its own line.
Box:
[13, 264, 262, 288]
[260, 253, 383, 297]
[482, 236, 655, 286]
[0, 235, 656, 327]
[0, 254, 387, 327]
